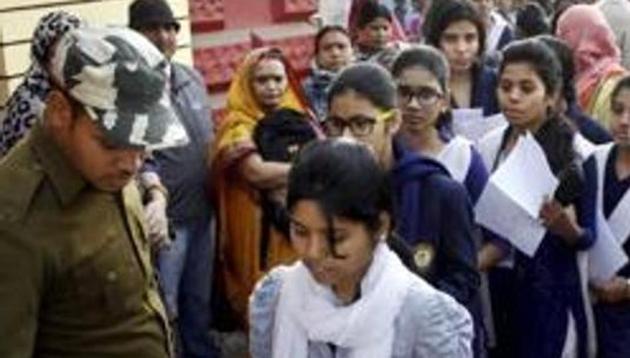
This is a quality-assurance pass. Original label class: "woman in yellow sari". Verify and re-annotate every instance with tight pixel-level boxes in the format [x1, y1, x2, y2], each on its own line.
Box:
[211, 47, 313, 324]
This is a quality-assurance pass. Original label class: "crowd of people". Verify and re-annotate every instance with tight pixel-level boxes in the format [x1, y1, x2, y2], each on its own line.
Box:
[1, 0, 630, 357]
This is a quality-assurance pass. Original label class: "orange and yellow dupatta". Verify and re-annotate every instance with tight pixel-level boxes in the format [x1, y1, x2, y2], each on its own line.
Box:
[210, 48, 309, 324]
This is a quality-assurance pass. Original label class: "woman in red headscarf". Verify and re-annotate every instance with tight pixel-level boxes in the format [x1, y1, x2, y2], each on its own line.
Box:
[556, 4, 627, 129]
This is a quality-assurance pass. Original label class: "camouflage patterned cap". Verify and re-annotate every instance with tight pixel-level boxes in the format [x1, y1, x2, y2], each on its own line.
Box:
[50, 25, 188, 150]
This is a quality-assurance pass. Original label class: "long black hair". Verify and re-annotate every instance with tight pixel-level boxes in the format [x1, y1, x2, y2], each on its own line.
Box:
[314, 25, 351, 55]
[356, 1, 393, 29]
[516, 2, 551, 39]
[499, 39, 580, 204]
[423, 0, 486, 57]
[536, 35, 577, 105]
[611, 75, 630, 105]
[391, 45, 450, 93]
[499, 38, 562, 97]
[391, 45, 453, 135]
[327, 63, 397, 111]
[287, 139, 392, 256]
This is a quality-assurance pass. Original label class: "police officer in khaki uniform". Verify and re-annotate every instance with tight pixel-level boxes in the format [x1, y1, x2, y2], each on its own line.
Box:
[0, 25, 189, 357]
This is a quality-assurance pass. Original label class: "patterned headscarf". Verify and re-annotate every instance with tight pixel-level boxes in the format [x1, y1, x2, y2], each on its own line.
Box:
[0, 11, 82, 157]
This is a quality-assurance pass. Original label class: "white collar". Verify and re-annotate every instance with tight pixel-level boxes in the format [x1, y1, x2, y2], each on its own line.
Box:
[272, 242, 415, 358]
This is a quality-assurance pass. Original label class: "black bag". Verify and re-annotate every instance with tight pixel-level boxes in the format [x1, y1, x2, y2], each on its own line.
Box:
[253, 108, 318, 162]
[253, 108, 317, 268]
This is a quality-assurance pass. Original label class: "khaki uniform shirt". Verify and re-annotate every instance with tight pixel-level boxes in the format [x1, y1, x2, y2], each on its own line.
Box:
[0, 124, 173, 358]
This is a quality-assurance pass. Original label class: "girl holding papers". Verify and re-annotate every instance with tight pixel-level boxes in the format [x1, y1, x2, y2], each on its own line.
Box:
[391, 45, 489, 206]
[390, 45, 509, 270]
[477, 39, 597, 358]
[390, 45, 498, 357]
[587, 76, 630, 358]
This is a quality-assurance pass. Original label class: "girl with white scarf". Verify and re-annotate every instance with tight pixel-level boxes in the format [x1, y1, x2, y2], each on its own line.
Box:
[249, 138, 473, 358]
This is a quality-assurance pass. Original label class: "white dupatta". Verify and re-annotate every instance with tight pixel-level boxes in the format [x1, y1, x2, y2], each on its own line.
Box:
[272, 242, 415, 358]
[438, 135, 473, 183]
[588, 144, 630, 284]
[595, 145, 630, 245]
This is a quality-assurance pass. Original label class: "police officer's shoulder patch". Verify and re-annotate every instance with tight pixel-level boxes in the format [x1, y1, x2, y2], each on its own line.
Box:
[0, 150, 45, 222]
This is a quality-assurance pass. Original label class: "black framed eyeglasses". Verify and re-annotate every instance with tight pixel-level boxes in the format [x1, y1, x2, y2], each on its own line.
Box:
[397, 84, 443, 107]
[324, 110, 395, 137]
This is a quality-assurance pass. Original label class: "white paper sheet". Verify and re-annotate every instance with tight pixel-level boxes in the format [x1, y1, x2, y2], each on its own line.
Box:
[573, 134, 597, 161]
[586, 143, 630, 283]
[475, 179, 547, 256]
[452, 110, 507, 143]
[493, 133, 559, 217]
[475, 133, 559, 256]
[437, 136, 472, 183]
[588, 211, 629, 283]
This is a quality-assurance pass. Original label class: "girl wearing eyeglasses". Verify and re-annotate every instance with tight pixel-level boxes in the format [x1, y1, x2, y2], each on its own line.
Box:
[322, 62, 481, 355]
[391, 45, 491, 214]
[391, 45, 508, 357]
